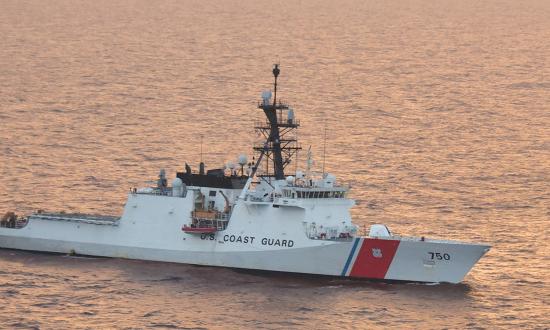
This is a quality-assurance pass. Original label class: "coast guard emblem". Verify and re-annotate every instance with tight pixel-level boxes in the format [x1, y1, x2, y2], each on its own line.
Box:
[372, 248, 383, 258]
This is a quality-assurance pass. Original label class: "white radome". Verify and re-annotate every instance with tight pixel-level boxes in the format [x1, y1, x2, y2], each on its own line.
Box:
[238, 154, 247, 166]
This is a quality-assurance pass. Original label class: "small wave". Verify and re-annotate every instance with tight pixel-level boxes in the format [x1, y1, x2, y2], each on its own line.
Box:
[466, 206, 486, 211]
[494, 204, 533, 210]
[515, 279, 544, 286]
[508, 82, 550, 90]
[32, 301, 59, 308]
[142, 155, 174, 162]
[150, 276, 184, 282]
[425, 106, 453, 113]
[297, 307, 315, 312]
[73, 284, 108, 290]
[6, 322, 40, 330]
[149, 323, 186, 329]
[143, 310, 161, 318]
[2, 289, 19, 296]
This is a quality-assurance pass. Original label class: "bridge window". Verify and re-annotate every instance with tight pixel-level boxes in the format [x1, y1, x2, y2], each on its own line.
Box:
[294, 190, 346, 199]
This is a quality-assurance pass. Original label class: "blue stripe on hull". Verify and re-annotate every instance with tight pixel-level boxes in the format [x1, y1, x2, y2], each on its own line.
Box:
[341, 238, 361, 276]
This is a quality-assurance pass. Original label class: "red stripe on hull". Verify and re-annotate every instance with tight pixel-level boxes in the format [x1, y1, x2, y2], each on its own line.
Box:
[349, 238, 400, 279]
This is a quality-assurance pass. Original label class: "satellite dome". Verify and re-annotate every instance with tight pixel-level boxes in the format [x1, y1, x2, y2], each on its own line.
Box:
[238, 154, 248, 165]
[172, 177, 183, 187]
[172, 177, 184, 197]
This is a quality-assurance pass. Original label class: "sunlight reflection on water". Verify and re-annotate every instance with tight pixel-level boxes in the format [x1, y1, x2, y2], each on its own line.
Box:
[0, 0, 549, 328]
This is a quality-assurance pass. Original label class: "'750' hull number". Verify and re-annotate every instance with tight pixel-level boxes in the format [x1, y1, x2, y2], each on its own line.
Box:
[428, 252, 451, 260]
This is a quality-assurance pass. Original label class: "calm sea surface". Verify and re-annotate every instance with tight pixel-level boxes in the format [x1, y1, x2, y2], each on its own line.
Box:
[1, 0, 549, 328]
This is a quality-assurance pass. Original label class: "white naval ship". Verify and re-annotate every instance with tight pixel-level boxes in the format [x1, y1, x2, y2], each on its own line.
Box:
[0, 65, 490, 283]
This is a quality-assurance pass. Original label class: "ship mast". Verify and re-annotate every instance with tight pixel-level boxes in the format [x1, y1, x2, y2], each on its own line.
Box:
[254, 65, 301, 180]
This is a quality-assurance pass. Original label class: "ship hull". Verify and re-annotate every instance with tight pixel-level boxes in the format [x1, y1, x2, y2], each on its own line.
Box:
[0, 230, 488, 284]
[0, 194, 489, 283]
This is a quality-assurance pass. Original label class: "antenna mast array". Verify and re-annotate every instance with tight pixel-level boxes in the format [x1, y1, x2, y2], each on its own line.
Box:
[254, 64, 301, 180]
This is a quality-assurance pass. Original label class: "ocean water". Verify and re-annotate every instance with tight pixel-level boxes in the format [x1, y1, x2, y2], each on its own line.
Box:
[0, 0, 549, 328]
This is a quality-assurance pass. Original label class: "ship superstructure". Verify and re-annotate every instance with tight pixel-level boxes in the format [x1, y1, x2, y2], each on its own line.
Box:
[0, 66, 490, 283]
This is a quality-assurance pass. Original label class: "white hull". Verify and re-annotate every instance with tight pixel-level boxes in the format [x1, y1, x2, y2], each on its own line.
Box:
[0, 194, 489, 283]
